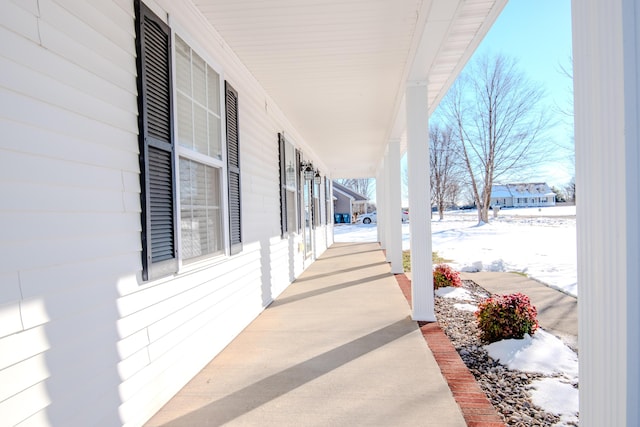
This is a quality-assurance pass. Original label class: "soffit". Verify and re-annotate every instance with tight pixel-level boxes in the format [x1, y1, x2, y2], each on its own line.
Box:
[193, 0, 505, 178]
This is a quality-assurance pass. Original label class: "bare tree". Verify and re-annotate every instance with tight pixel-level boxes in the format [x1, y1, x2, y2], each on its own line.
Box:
[564, 178, 576, 204]
[430, 125, 461, 219]
[556, 55, 576, 194]
[440, 53, 551, 223]
[555, 55, 574, 122]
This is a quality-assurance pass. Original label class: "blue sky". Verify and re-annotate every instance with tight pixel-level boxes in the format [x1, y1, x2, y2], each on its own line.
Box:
[463, 0, 575, 187]
[397, 0, 574, 205]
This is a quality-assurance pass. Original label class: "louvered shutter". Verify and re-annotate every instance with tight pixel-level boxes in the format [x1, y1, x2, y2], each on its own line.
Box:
[278, 133, 287, 236]
[135, 1, 178, 280]
[225, 82, 242, 254]
[296, 150, 302, 233]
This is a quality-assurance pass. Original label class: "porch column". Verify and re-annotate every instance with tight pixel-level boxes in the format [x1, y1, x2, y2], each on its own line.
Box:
[573, 1, 640, 425]
[385, 139, 403, 273]
[376, 162, 386, 247]
[406, 80, 435, 321]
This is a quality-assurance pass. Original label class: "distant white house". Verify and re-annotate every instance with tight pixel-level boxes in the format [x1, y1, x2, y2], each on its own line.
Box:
[490, 183, 556, 208]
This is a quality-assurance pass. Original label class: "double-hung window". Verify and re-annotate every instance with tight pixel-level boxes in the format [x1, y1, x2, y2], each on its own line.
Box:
[325, 178, 332, 225]
[279, 133, 298, 236]
[313, 177, 320, 228]
[135, 1, 242, 281]
[175, 35, 224, 261]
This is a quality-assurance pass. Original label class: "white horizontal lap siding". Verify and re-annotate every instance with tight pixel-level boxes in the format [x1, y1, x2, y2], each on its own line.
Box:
[233, 78, 282, 241]
[0, 0, 139, 425]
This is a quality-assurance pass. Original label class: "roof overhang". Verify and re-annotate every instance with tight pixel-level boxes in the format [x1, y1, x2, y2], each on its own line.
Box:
[193, 0, 507, 178]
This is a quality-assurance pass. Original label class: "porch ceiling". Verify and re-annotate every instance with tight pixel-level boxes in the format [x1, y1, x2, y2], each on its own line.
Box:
[193, 0, 506, 178]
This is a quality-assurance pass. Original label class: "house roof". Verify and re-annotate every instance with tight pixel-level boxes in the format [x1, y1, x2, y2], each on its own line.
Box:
[492, 183, 556, 198]
[333, 181, 369, 202]
[192, 0, 507, 178]
[491, 185, 512, 198]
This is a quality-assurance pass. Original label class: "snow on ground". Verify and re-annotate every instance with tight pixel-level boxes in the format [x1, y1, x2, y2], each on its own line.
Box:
[434, 287, 474, 301]
[485, 329, 579, 380]
[485, 330, 579, 426]
[530, 378, 579, 426]
[334, 205, 577, 297]
[453, 303, 477, 312]
[333, 205, 579, 423]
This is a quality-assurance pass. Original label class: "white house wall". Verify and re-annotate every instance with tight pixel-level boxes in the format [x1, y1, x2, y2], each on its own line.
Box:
[0, 1, 329, 425]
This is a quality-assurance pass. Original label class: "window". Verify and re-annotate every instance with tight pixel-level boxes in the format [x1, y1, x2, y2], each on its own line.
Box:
[325, 179, 332, 225]
[279, 133, 298, 236]
[135, 1, 242, 280]
[179, 159, 223, 259]
[175, 35, 224, 261]
[313, 177, 320, 228]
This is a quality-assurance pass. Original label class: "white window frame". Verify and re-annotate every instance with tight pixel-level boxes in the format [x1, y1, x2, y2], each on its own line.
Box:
[283, 137, 298, 235]
[171, 27, 231, 270]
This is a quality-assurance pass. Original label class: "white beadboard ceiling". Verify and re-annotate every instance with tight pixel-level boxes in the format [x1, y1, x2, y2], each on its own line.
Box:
[193, 0, 506, 178]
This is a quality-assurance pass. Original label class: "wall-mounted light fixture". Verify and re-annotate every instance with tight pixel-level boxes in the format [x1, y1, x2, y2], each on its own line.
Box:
[301, 161, 315, 180]
[314, 170, 321, 185]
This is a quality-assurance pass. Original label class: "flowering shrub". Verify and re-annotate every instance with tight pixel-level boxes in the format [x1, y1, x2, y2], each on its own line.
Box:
[475, 293, 539, 343]
[433, 264, 462, 289]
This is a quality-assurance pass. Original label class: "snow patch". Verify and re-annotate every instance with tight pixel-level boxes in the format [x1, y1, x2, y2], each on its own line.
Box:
[435, 287, 473, 301]
[484, 329, 578, 380]
[530, 377, 579, 426]
[453, 303, 477, 312]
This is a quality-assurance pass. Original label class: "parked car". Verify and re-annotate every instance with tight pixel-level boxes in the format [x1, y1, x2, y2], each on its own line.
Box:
[357, 210, 409, 224]
[358, 211, 377, 224]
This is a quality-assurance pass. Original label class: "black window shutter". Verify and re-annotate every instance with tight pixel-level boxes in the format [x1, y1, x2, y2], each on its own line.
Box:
[296, 149, 302, 233]
[278, 133, 287, 236]
[135, 0, 178, 280]
[225, 82, 242, 255]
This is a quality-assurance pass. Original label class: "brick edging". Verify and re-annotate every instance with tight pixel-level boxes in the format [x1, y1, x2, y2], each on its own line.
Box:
[394, 273, 506, 427]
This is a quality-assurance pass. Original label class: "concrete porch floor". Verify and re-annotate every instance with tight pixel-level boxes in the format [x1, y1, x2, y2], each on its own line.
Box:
[144, 242, 467, 426]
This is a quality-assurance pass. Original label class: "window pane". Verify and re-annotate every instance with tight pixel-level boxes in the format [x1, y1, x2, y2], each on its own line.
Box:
[285, 141, 296, 188]
[193, 104, 208, 155]
[209, 112, 221, 159]
[180, 158, 223, 259]
[179, 158, 192, 206]
[177, 93, 193, 149]
[192, 52, 207, 105]
[205, 166, 223, 252]
[286, 189, 296, 232]
[207, 66, 220, 115]
[175, 37, 191, 94]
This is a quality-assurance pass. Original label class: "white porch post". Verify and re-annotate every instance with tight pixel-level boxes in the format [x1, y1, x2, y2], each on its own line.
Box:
[406, 81, 435, 321]
[386, 139, 403, 273]
[376, 161, 386, 247]
[573, 0, 640, 425]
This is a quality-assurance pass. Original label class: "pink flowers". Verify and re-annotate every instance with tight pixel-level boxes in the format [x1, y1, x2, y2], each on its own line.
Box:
[475, 293, 539, 343]
[433, 264, 462, 289]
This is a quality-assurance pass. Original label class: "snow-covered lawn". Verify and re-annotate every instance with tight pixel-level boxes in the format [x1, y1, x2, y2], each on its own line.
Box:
[334, 205, 579, 425]
[334, 205, 577, 297]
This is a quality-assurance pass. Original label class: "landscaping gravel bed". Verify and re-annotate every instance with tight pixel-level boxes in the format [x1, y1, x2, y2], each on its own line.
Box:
[434, 280, 576, 426]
